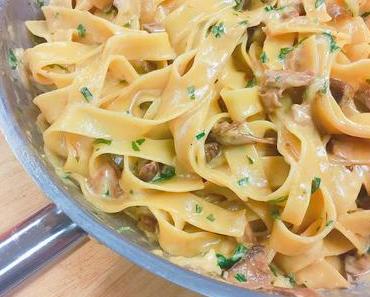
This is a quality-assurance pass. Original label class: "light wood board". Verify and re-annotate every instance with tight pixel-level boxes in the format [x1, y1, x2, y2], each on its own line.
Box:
[0, 133, 200, 297]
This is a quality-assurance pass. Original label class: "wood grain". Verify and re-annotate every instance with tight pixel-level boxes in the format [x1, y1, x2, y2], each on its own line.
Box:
[0, 133, 200, 297]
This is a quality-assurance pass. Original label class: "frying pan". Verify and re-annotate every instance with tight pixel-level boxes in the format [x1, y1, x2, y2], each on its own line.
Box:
[0, 1, 368, 296]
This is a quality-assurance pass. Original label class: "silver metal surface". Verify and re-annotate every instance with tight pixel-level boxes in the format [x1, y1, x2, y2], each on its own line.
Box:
[0, 204, 87, 296]
[0, 0, 369, 296]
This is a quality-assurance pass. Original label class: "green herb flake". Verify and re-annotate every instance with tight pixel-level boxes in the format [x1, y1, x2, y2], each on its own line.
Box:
[94, 138, 112, 145]
[116, 226, 134, 233]
[320, 80, 328, 94]
[237, 177, 249, 186]
[239, 20, 248, 25]
[287, 273, 296, 287]
[196, 131, 206, 140]
[152, 166, 176, 183]
[268, 196, 288, 204]
[216, 244, 248, 270]
[35, 0, 44, 8]
[311, 177, 321, 194]
[80, 87, 93, 102]
[247, 156, 254, 164]
[246, 77, 257, 88]
[195, 204, 203, 214]
[259, 51, 269, 64]
[270, 207, 281, 220]
[77, 24, 86, 38]
[206, 214, 215, 222]
[231, 244, 248, 262]
[278, 47, 294, 61]
[361, 12, 370, 18]
[8, 49, 18, 70]
[315, 0, 324, 8]
[233, 0, 245, 11]
[187, 86, 196, 100]
[269, 264, 279, 277]
[135, 138, 146, 145]
[367, 246, 370, 254]
[325, 219, 334, 227]
[102, 187, 110, 197]
[131, 141, 140, 151]
[235, 273, 247, 282]
[264, 5, 275, 11]
[322, 32, 340, 53]
[210, 22, 225, 38]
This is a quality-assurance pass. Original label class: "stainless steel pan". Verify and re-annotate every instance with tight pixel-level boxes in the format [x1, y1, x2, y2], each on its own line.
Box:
[0, 1, 368, 296]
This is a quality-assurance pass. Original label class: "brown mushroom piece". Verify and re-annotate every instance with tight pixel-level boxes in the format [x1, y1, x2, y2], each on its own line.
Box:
[327, 3, 352, 21]
[224, 245, 273, 290]
[260, 70, 314, 113]
[330, 135, 370, 165]
[88, 161, 123, 198]
[345, 253, 370, 279]
[204, 142, 221, 163]
[137, 160, 160, 182]
[138, 213, 158, 233]
[354, 84, 370, 111]
[211, 121, 276, 146]
[329, 78, 354, 103]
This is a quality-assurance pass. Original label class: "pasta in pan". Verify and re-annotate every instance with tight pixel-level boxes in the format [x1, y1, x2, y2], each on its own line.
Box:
[11, 0, 370, 295]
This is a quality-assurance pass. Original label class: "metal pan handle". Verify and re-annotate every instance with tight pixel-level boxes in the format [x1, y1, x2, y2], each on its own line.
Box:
[0, 204, 87, 296]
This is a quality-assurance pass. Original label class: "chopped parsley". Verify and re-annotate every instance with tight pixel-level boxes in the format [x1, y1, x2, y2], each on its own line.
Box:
[246, 77, 257, 88]
[239, 20, 248, 25]
[311, 177, 321, 194]
[77, 24, 86, 38]
[152, 165, 176, 183]
[116, 226, 134, 233]
[367, 246, 370, 254]
[234, 273, 247, 282]
[102, 185, 110, 197]
[268, 196, 288, 204]
[361, 12, 370, 18]
[259, 51, 268, 63]
[123, 20, 132, 28]
[270, 207, 281, 220]
[287, 273, 296, 286]
[233, 0, 245, 11]
[319, 80, 328, 94]
[35, 0, 44, 7]
[269, 264, 279, 276]
[94, 138, 112, 145]
[216, 244, 248, 270]
[187, 86, 196, 100]
[196, 131, 206, 140]
[315, 0, 324, 8]
[278, 47, 294, 61]
[237, 177, 249, 186]
[195, 204, 203, 214]
[80, 87, 93, 102]
[264, 5, 275, 11]
[247, 156, 254, 164]
[209, 22, 225, 38]
[206, 214, 215, 222]
[325, 219, 334, 227]
[8, 49, 17, 70]
[322, 32, 340, 53]
[131, 139, 145, 151]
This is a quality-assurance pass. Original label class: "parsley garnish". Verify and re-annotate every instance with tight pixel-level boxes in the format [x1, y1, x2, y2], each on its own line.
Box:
[187, 86, 196, 100]
[361, 12, 370, 17]
[278, 47, 294, 61]
[270, 207, 281, 220]
[269, 264, 279, 276]
[247, 156, 254, 164]
[311, 177, 321, 194]
[196, 131, 206, 140]
[233, 0, 245, 11]
[216, 244, 248, 270]
[123, 20, 132, 28]
[116, 226, 134, 233]
[315, 0, 324, 8]
[287, 273, 296, 286]
[268, 196, 288, 204]
[152, 165, 176, 183]
[8, 49, 17, 70]
[259, 51, 268, 63]
[206, 214, 215, 222]
[322, 32, 340, 53]
[35, 0, 44, 7]
[94, 138, 112, 145]
[237, 177, 249, 186]
[80, 87, 93, 102]
[195, 204, 203, 214]
[77, 24, 86, 38]
[239, 20, 248, 25]
[325, 219, 334, 227]
[131, 139, 145, 151]
[246, 77, 257, 88]
[264, 5, 275, 11]
[320, 80, 328, 94]
[210, 22, 225, 38]
[102, 184, 110, 197]
[235, 273, 247, 282]
[367, 246, 370, 254]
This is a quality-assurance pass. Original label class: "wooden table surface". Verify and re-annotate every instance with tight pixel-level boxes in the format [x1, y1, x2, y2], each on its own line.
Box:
[0, 133, 200, 297]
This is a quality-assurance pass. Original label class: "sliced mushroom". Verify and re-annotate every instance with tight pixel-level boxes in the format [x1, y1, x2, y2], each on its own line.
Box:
[137, 160, 160, 182]
[330, 136, 370, 165]
[138, 213, 158, 233]
[345, 253, 370, 279]
[327, 3, 352, 21]
[330, 78, 354, 103]
[354, 84, 370, 111]
[260, 89, 282, 113]
[224, 245, 273, 290]
[204, 142, 221, 163]
[211, 121, 276, 146]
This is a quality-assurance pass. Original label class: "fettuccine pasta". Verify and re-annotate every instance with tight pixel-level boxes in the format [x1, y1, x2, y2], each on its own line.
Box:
[11, 0, 370, 295]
